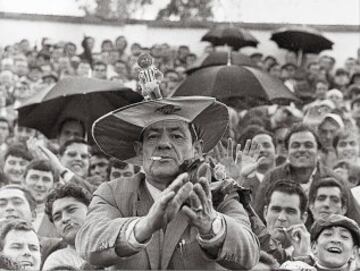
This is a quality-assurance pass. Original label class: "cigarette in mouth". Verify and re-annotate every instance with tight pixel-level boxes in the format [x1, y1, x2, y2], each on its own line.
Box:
[151, 156, 162, 161]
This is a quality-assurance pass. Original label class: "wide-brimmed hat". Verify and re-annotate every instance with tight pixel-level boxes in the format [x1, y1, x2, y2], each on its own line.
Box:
[310, 214, 360, 246]
[92, 96, 229, 165]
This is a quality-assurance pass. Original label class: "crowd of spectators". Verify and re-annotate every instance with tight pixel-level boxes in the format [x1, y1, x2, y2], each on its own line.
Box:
[0, 34, 360, 270]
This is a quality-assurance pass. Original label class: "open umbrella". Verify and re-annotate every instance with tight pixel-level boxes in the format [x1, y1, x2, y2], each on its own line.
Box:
[201, 25, 259, 50]
[271, 25, 333, 64]
[186, 51, 256, 75]
[172, 65, 299, 107]
[17, 76, 143, 140]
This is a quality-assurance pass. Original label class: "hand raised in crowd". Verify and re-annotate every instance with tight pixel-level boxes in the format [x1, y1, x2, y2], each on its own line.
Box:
[134, 173, 193, 242]
[181, 177, 217, 235]
[213, 137, 266, 180]
[282, 223, 311, 257]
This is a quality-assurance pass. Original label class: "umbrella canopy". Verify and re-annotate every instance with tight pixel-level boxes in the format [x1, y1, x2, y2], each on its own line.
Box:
[271, 25, 333, 54]
[201, 25, 259, 50]
[17, 76, 143, 140]
[172, 65, 299, 106]
[186, 51, 256, 75]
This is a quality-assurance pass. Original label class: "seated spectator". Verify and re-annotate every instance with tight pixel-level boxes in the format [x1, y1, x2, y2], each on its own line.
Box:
[333, 130, 360, 165]
[0, 184, 35, 222]
[107, 157, 140, 181]
[263, 180, 310, 263]
[76, 61, 91, 77]
[0, 219, 41, 270]
[88, 147, 109, 186]
[43, 184, 91, 270]
[309, 177, 347, 222]
[57, 118, 86, 148]
[3, 144, 33, 185]
[333, 68, 350, 92]
[333, 160, 360, 188]
[326, 88, 344, 110]
[22, 159, 58, 238]
[12, 121, 37, 145]
[92, 61, 107, 80]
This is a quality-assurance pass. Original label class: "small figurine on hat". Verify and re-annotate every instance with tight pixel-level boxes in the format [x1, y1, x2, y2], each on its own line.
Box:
[137, 53, 163, 100]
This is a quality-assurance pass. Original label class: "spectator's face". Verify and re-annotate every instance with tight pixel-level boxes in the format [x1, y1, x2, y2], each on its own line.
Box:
[310, 187, 346, 221]
[313, 226, 356, 269]
[77, 62, 91, 77]
[65, 44, 76, 57]
[23, 169, 54, 204]
[14, 60, 28, 76]
[115, 37, 127, 51]
[178, 47, 189, 60]
[0, 120, 10, 144]
[269, 64, 281, 78]
[4, 155, 30, 185]
[264, 191, 304, 244]
[130, 44, 142, 56]
[0, 188, 33, 221]
[101, 41, 113, 52]
[114, 62, 128, 77]
[288, 131, 318, 168]
[19, 40, 30, 52]
[336, 134, 359, 162]
[308, 63, 320, 76]
[93, 64, 107, 79]
[28, 68, 42, 82]
[319, 56, 335, 72]
[2, 229, 41, 270]
[109, 164, 135, 180]
[334, 74, 350, 87]
[274, 127, 288, 158]
[0, 72, 13, 88]
[185, 55, 197, 68]
[60, 143, 90, 178]
[85, 38, 95, 50]
[14, 125, 36, 143]
[318, 119, 339, 149]
[89, 156, 109, 179]
[14, 84, 32, 100]
[345, 58, 356, 72]
[58, 120, 84, 146]
[252, 134, 276, 172]
[315, 82, 329, 100]
[138, 120, 198, 187]
[51, 196, 88, 245]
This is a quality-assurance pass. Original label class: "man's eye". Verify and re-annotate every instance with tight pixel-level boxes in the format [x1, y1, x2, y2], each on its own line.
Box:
[171, 134, 183, 139]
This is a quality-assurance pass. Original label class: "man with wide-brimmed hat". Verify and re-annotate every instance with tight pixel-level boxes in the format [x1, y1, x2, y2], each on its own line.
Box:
[75, 96, 260, 270]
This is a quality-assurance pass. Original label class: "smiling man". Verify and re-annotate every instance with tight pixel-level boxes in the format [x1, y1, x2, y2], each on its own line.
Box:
[254, 124, 360, 226]
[22, 159, 58, 237]
[76, 96, 260, 270]
[43, 184, 91, 270]
[59, 138, 90, 179]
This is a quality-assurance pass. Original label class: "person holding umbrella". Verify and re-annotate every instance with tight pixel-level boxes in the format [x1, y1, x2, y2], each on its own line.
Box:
[75, 56, 260, 269]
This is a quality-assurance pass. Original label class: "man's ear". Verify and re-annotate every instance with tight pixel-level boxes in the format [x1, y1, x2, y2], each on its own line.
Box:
[341, 204, 347, 216]
[311, 241, 318, 256]
[301, 211, 308, 223]
[193, 139, 203, 158]
[133, 141, 142, 156]
[31, 209, 37, 222]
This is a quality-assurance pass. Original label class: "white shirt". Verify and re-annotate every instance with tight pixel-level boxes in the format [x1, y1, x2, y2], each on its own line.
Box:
[42, 246, 85, 270]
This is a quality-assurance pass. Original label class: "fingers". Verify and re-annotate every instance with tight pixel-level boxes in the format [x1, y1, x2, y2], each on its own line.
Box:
[235, 144, 242, 165]
[165, 173, 189, 194]
[189, 191, 202, 211]
[194, 182, 210, 209]
[198, 177, 211, 199]
[243, 139, 251, 154]
[218, 140, 226, 159]
[158, 191, 176, 211]
[248, 140, 259, 157]
[172, 182, 193, 207]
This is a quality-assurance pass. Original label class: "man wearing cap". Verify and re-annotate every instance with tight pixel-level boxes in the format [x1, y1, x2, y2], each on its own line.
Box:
[76, 96, 260, 270]
[281, 214, 360, 271]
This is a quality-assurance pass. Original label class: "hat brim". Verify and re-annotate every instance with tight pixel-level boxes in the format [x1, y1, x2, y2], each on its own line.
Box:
[92, 96, 229, 165]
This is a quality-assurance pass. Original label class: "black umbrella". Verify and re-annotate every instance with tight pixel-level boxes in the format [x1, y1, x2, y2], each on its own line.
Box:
[271, 25, 333, 55]
[186, 51, 256, 75]
[17, 76, 143, 140]
[172, 65, 299, 107]
[201, 25, 259, 50]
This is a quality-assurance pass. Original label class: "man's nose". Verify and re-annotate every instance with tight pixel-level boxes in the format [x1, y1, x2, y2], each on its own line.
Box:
[5, 202, 15, 211]
[322, 197, 331, 207]
[157, 133, 171, 149]
[277, 211, 287, 222]
[61, 213, 71, 224]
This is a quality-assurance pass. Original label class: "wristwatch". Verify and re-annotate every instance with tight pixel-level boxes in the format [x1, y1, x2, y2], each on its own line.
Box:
[199, 214, 223, 240]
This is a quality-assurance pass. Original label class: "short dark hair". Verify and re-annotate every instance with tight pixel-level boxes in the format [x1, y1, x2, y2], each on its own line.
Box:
[93, 61, 107, 68]
[58, 118, 86, 138]
[45, 184, 92, 223]
[333, 130, 358, 150]
[309, 177, 347, 208]
[58, 137, 90, 156]
[0, 184, 36, 213]
[284, 123, 322, 151]
[4, 143, 33, 162]
[24, 159, 58, 183]
[107, 158, 140, 178]
[237, 125, 275, 147]
[265, 180, 308, 215]
[0, 219, 36, 251]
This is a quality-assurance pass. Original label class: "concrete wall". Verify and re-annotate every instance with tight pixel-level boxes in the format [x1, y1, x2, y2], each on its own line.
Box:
[0, 14, 359, 67]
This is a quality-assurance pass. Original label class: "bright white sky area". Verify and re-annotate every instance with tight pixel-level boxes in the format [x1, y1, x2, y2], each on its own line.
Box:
[0, 0, 359, 24]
